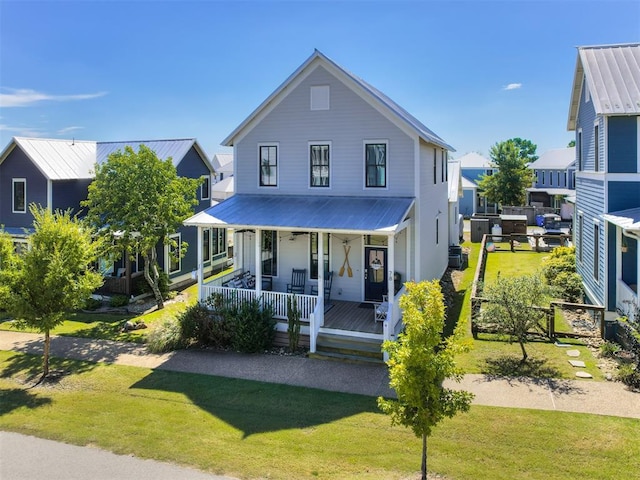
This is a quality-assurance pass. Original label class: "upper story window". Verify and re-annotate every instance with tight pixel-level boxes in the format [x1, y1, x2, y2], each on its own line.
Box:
[365, 142, 387, 188]
[433, 150, 437, 184]
[593, 222, 600, 282]
[259, 145, 278, 187]
[577, 130, 582, 171]
[12, 178, 26, 213]
[310, 144, 330, 187]
[310, 85, 330, 110]
[557, 171, 561, 186]
[201, 175, 210, 200]
[541, 171, 545, 184]
[441, 152, 445, 183]
[594, 124, 599, 171]
[549, 171, 553, 186]
[486, 169, 493, 176]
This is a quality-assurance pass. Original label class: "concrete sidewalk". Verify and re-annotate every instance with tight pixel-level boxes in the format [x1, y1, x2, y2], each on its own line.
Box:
[1, 331, 638, 419]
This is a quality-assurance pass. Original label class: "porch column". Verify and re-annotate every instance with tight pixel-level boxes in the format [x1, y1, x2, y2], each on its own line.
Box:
[254, 228, 262, 296]
[318, 232, 324, 326]
[387, 232, 395, 318]
[197, 226, 203, 302]
[235, 230, 242, 271]
[406, 223, 412, 283]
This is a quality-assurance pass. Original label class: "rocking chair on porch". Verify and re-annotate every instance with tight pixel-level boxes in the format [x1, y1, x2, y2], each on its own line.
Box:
[286, 268, 306, 294]
[310, 271, 333, 302]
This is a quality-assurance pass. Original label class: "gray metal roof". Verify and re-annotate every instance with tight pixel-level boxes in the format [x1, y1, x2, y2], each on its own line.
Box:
[222, 50, 454, 151]
[184, 194, 414, 234]
[529, 147, 576, 170]
[211, 153, 233, 174]
[461, 176, 477, 189]
[568, 43, 640, 130]
[97, 138, 213, 171]
[0, 137, 97, 180]
[456, 152, 492, 169]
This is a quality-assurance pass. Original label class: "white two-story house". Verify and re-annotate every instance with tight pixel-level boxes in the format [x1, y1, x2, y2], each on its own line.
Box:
[185, 50, 453, 355]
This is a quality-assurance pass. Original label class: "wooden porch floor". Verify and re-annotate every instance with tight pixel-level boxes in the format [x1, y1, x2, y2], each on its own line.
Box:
[322, 300, 383, 334]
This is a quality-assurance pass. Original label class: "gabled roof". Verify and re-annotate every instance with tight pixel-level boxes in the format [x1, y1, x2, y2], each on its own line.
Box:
[568, 43, 640, 130]
[184, 194, 414, 234]
[456, 152, 492, 169]
[97, 138, 213, 171]
[211, 153, 233, 175]
[529, 147, 576, 170]
[222, 50, 453, 151]
[0, 137, 96, 180]
[211, 176, 234, 200]
[461, 176, 477, 190]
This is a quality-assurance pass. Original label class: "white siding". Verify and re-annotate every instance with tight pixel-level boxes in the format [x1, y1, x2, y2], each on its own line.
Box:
[234, 66, 415, 196]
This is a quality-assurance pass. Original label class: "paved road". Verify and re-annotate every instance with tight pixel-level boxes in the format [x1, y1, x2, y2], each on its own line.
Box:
[0, 431, 236, 480]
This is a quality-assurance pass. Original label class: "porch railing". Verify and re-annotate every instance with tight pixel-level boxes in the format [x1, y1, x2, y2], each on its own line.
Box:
[206, 269, 243, 287]
[201, 284, 317, 321]
[617, 279, 638, 314]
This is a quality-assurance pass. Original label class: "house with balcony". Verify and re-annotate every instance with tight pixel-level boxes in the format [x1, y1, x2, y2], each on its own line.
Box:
[527, 146, 576, 218]
[184, 50, 454, 359]
[456, 152, 497, 217]
[0, 137, 223, 294]
[567, 42, 640, 318]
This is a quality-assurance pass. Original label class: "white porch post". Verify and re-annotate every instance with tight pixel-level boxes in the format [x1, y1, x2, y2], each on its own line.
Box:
[235, 230, 242, 271]
[197, 226, 203, 302]
[254, 228, 262, 296]
[406, 223, 412, 282]
[318, 232, 324, 324]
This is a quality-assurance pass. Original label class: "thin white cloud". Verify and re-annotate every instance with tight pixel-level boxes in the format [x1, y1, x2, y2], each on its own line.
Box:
[503, 83, 522, 91]
[0, 124, 45, 137]
[57, 126, 84, 135]
[0, 88, 107, 107]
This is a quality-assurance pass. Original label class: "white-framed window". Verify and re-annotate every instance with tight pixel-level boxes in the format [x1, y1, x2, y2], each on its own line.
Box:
[564, 171, 568, 187]
[12, 178, 26, 213]
[309, 143, 330, 187]
[168, 233, 181, 274]
[201, 175, 210, 200]
[444, 150, 448, 182]
[436, 218, 439, 245]
[310, 232, 330, 280]
[557, 171, 561, 186]
[593, 222, 600, 282]
[577, 130, 583, 171]
[261, 230, 278, 277]
[12, 239, 28, 255]
[578, 212, 584, 263]
[594, 124, 600, 172]
[310, 85, 330, 110]
[541, 171, 545, 184]
[364, 141, 387, 188]
[549, 171, 553, 186]
[212, 228, 226, 256]
[259, 144, 278, 187]
[433, 149, 437, 184]
[203, 228, 211, 263]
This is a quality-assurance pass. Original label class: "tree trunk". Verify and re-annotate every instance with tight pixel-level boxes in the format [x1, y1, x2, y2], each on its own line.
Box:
[143, 250, 164, 310]
[421, 433, 427, 480]
[519, 339, 528, 363]
[43, 329, 50, 378]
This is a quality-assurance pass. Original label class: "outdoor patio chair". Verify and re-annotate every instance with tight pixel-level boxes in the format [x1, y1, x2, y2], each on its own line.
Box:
[310, 271, 333, 302]
[374, 295, 389, 322]
[286, 268, 306, 294]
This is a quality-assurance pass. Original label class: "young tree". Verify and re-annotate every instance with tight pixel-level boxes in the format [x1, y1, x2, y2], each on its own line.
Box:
[479, 274, 552, 362]
[0, 229, 19, 307]
[477, 139, 535, 207]
[1, 206, 103, 380]
[83, 145, 200, 309]
[378, 281, 473, 480]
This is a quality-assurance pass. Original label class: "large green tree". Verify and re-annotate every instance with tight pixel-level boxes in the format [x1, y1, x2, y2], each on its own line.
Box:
[477, 139, 535, 207]
[378, 280, 473, 480]
[83, 145, 200, 309]
[0, 206, 103, 379]
[510, 137, 538, 163]
[479, 274, 552, 362]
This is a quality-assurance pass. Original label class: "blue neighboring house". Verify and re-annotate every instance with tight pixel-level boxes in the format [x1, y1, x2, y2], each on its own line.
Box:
[0, 136, 223, 294]
[456, 151, 498, 217]
[567, 42, 640, 317]
[527, 147, 576, 219]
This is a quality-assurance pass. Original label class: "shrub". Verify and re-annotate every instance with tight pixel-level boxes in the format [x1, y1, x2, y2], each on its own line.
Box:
[109, 294, 130, 308]
[600, 341, 621, 358]
[541, 249, 576, 284]
[147, 316, 185, 353]
[231, 298, 276, 353]
[554, 271, 584, 303]
[616, 363, 640, 391]
[84, 297, 103, 310]
[178, 302, 214, 345]
[287, 295, 301, 352]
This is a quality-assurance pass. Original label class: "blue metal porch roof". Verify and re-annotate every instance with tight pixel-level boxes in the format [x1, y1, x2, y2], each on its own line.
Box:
[184, 195, 414, 234]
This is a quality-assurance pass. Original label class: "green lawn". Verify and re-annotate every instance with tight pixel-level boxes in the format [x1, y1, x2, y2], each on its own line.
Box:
[483, 249, 549, 285]
[1, 350, 638, 480]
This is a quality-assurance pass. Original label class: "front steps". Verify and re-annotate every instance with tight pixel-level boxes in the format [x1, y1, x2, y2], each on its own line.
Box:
[310, 332, 384, 364]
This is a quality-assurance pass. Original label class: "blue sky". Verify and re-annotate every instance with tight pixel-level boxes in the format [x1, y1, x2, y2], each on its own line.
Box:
[1, 1, 639, 159]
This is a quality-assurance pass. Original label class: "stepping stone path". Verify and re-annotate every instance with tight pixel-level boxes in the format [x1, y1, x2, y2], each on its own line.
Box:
[565, 349, 593, 378]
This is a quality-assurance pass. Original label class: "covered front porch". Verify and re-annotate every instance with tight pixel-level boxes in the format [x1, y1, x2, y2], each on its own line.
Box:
[184, 194, 415, 354]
